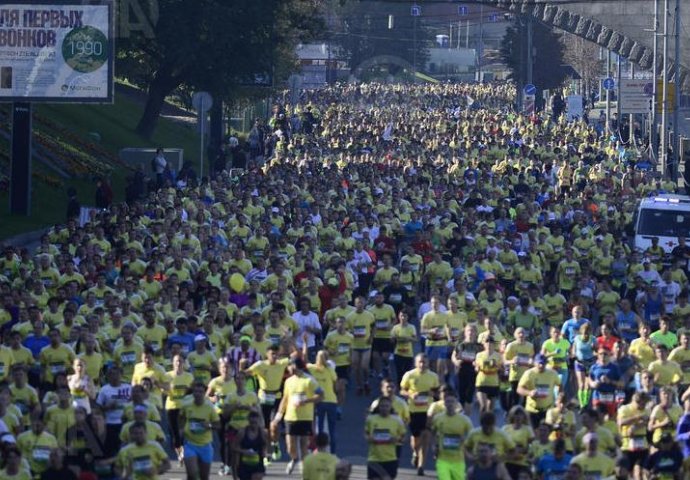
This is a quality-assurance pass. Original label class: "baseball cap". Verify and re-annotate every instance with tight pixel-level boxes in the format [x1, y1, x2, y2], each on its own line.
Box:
[239, 335, 252, 344]
[194, 334, 207, 343]
[535, 354, 547, 364]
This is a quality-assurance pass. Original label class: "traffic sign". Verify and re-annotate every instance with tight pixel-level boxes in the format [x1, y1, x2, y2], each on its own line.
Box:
[192, 91, 213, 113]
[523, 94, 536, 114]
[523, 84, 536, 96]
[619, 79, 653, 115]
[603, 77, 615, 90]
[655, 80, 676, 113]
[458, 6, 468, 15]
[411, 5, 421, 16]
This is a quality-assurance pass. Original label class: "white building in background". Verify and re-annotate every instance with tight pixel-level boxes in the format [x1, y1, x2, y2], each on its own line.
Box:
[295, 43, 345, 88]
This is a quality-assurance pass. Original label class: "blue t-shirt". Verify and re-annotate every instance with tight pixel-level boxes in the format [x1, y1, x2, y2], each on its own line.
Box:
[167, 332, 195, 355]
[616, 310, 639, 342]
[589, 362, 620, 395]
[537, 453, 573, 480]
[561, 318, 588, 344]
[573, 335, 595, 362]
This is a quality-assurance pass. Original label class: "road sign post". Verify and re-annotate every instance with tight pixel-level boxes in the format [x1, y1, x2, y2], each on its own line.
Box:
[192, 91, 213, 179]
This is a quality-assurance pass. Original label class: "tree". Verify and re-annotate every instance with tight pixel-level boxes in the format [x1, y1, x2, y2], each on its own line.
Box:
[500, 18, 567, 101]
[562, 32, 602, 102]
[118, 0, 323, 139]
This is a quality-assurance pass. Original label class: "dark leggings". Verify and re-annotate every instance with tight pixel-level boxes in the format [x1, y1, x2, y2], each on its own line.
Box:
[167, 409, 183, 449]
[457, 363, 477, 405]
[394, 355, 413, 386]
[219, 414, 232, 465]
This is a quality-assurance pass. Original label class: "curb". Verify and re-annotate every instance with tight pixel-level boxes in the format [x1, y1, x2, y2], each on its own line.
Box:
[2, 227, 49, 249]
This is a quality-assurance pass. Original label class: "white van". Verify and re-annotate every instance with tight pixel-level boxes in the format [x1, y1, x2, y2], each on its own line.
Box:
[633, 195, 690, 253]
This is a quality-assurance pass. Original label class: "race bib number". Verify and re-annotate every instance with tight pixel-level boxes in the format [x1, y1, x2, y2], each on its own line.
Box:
[450, 328, 460, 340]
[516, 354, 531, 366]
[375, 320, 389, 330]
[414, 393, 429, 406]
[33, 446, 51, 463]
[389, 294, 402, 303]
[189, 420, 206, 433]
[259, 391, 277, 404]
[598, 393, 614, 403]
[442, 434, 462, 450]
[353, 326, 367, 337]
[337, 343, 350, 354]
[373, 429, 392, 444]
[120, 352, 137, 365]
[291, 393, 307, 405]
[631, 436, 646, 451]
[132, 456, 152, 473]
[565, 267, 575, 276]
[460, 350, 476, 362]
[49, 363, 65, 375]
[536, 385, 550, 398]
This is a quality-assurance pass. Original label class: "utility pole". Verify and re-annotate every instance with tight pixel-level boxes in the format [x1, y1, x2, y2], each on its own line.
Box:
[630, 62, 635, 142]
[413, 13, 417, 81]
[617, 53, 621, 135]
[526, 17, 533, 86]
[652, 0, 659, 154]
[478, 2, 484, 83]
[606, 49, 611, 134]
[672, 0, 680, 182]
[449, 22, 453, 48]
[465, 19, 469, 48]
[661, 0, 669, 177]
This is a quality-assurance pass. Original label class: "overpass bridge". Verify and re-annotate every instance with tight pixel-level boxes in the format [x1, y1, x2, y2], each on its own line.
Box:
[464, 0, 688, 92]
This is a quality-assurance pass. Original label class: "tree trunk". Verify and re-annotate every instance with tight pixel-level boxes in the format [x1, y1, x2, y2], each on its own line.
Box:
[135, 71, 179, 139]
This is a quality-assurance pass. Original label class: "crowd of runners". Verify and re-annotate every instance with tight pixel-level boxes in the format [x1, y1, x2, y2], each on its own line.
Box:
[0, 81, 689, 480]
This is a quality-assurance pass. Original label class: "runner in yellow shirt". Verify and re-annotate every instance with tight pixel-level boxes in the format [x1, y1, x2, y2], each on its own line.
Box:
[115, 422, 171, 480]
[302, 432, 339, 480]
[431, 390, 472, 480]
[180, 382, 221, 480]
[271, 357, 323, 475]
[617, 392, 650, 480]
[345, 297, 375, 395]
[400, 353, 440, 475]
[474, 337, 502, 414]
[365, 396, 406, 479]
[570, 432, 615, 479]
[323, 316, 354, 413]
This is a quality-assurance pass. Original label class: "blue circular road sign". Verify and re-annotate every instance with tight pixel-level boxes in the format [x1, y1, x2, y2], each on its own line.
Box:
[603, 77, 615, 90]
[523, 84, 536, 95]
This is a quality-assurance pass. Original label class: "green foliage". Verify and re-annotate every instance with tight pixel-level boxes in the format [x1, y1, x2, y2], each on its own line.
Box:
[117, 0, 324, 137]
[500, 19, 566, 93]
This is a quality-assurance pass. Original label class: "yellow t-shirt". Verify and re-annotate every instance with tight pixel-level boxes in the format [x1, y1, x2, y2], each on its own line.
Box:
[504, 341, 534, 382]
[629, 338, 655, 369]
[390, 324, 417, 358]
[324, 332, 354, 366]
[39, 344, 75, 383]
[502, 424, 534, 466]
[517, 367, 561, 412]
[575, 426, 617, 454]
[187, 350, 217, 384]
[368, 304, 396, 339]
[283, 374, 322, 422]
[302, 451, 339, 480]
[465, 427, 515, 459]
[307, 364, 337, 404]
[165, 371, 194, 410]
[365, 414, 406, 462]
[16, 430, 58, 474]
[475, 351, 502, 387]
[421, 311, 449, 347]
[246, 359, 289, 403]
[346, 310, 375, 349]
[182, 399, 220, 446]
[570, 452, 614, 479]
[206, 376, 238, 411]
[432, 412, 473, 462]
[227, 391, 259, 430]
[400, 368, 440, 413]
[648, 360, 682, 387]
[45, 404, 76, 448]
[669, 347, 690, 384]
[649, 404, 682, 444]
[116, 440, 169, 480]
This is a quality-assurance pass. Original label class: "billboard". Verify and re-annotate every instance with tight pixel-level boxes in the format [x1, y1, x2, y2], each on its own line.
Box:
[0, 1, 113, 103]
[619, 79, 653, 115]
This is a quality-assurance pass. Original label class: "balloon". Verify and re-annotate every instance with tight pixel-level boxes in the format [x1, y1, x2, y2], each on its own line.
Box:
[229, 273, 245, 292]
